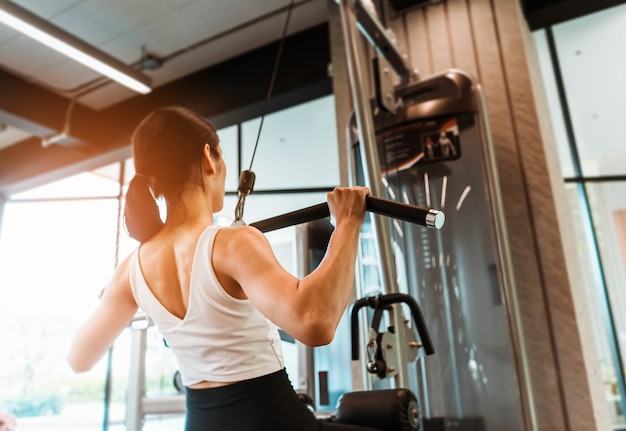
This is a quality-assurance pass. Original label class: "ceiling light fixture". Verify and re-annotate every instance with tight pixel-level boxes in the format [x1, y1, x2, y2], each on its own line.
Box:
[0, 1, 152, 94]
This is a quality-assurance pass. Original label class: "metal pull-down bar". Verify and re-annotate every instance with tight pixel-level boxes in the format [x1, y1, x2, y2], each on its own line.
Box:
[250, 196, 444, 233]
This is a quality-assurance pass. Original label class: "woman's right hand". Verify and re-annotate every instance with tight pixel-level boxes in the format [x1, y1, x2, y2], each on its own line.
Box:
[326, 186, 369, 228]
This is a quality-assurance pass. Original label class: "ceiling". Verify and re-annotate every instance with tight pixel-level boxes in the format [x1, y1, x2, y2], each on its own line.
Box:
[0, 0, 621, 197]
[0, 0, 330, 195]
[521, 0, 626, 29]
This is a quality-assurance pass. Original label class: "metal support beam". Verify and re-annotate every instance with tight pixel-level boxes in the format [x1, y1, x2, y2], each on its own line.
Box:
[126, 317, 149, 431]
[337, 0, 410, 389]
[352, 0, 416, 83]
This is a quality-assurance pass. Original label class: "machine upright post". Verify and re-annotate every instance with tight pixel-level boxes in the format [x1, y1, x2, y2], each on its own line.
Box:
[337, 0, 409, 389]
[126, 320, 148, 431]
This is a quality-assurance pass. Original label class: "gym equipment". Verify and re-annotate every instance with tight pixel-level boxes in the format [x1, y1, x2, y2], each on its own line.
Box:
[351, 293, 434, 381]
[233, 170, 255, 225]
[173, 370, 184, 394]
[297, 392, 316, 412]
[250, 195, 444, 233]
[349, 67, 525, 431]
[336, 0, 528, 429]
[334, 389, 420, 431]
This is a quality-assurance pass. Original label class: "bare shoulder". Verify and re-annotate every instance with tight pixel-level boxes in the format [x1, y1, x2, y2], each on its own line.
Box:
[215, 225, 269, 251]
[213, 225, 276, 274]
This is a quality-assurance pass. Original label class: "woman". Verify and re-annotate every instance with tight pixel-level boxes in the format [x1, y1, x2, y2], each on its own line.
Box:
[0, 413, 16, 431]
[67, 106, 376, 430]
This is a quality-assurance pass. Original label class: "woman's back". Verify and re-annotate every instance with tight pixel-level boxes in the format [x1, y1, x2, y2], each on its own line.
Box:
[130, 224, 285, 388]
[137, 223, 210, 320]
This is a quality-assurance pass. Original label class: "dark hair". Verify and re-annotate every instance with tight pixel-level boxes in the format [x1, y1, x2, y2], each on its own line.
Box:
[124, 106, 219, 243]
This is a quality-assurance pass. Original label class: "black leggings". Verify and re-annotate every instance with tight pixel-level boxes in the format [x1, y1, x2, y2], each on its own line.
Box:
[185, 369, 379, 431]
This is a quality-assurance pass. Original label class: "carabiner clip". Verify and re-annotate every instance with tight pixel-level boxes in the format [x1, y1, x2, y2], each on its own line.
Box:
[232, 170, 256, 226]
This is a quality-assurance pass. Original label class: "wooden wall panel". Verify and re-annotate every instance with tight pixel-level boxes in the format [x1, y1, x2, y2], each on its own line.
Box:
[386, 10, 411, 87]
[464, 2, 571, 428]
[492, 1, 603, 429]
[522, 26, 614, 429]
[446, 0, 479, 77]
[424, 3, 454, 72]
[401, 1, 564, 427]
[404, 8, 433, 78]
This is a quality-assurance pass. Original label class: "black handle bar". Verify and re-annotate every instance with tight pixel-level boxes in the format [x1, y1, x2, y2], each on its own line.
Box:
[250, 196, 445, 233]
[351, 293, 435, 360]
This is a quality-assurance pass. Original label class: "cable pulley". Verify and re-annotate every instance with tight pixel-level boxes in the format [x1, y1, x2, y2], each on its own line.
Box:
[233, 170, 256, 226]
[232, 0, 295, 225]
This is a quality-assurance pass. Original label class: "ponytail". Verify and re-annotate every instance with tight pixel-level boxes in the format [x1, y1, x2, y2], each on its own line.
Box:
[124, 174, 163, 243]
[126, 106, 220, 242]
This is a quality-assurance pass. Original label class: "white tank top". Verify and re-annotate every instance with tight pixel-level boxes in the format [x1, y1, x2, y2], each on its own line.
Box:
[129, 224, 284, 387]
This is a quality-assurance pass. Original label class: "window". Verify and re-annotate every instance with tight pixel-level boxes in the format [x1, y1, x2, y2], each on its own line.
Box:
[241, 96, 340, 191]
[534, 4, 626, 427]
[0, 169, 122, 430]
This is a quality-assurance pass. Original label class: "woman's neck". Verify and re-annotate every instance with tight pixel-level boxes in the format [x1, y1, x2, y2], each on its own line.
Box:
[165, 187, 215, 228]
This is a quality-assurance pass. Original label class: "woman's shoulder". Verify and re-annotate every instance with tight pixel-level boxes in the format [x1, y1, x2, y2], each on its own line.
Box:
[215, 224, 266, 244]
[213, 225, 272, 263]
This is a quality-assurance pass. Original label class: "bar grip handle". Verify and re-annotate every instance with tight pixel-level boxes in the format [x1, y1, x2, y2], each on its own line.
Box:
[250, 196, 444, 233]
[351, 293, 435, 361]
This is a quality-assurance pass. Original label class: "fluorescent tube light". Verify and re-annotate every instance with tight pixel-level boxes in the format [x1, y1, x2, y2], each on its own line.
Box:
[0, 1, 152, 94]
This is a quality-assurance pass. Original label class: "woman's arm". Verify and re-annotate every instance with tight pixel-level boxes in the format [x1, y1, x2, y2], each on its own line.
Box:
[214, 186, 368, 346]
[67, 255, 139, 372]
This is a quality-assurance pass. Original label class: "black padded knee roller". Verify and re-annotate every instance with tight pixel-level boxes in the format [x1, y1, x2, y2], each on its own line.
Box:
[335, 388, 420, 431]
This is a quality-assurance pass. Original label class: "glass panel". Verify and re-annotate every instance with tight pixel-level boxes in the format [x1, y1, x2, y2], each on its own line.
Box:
[535, 6, 626, 426]
[216, 124, 241, 193]
[532, 29, 576, 177]
[123, 158, 136, 184]
[564, 182, 626, 427]
[587, 181, 626, 428]
[215, 192, 329, 228]
[117, 222, 140, 265]
[11, 163, 123, 200]
[551, 4, 626, 177]
[241, 95, 340, 190]
[587, 181, 626, 318]
[0, 198, 120, 430]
